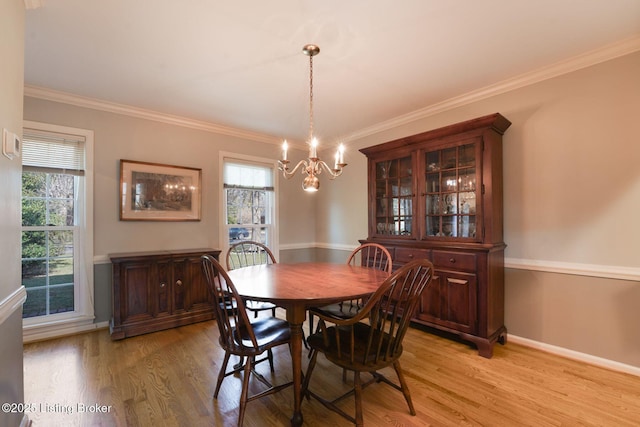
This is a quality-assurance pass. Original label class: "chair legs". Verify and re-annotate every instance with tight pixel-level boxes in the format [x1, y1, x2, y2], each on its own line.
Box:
[233, 349, 274, 372]
[353, 371, 364, 427]
[392, 360, 416, 416]
[214, 353, 268, 427]
[301, 348, 317, 399]
[267, 349, 274, 372]
[237, 355, 254, 427]
[214, 351, 232, 398]
[308, 312, 315, 338]
[302, 352, 416, 426]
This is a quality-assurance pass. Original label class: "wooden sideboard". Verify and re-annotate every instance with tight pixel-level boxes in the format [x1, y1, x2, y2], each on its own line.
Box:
[110, 248, 220, 339]
[359, 113, 510, 357]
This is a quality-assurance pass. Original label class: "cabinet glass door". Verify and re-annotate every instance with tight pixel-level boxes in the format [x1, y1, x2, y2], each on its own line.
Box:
[374, 156, 413, 236]
[424, 143, 478, 239]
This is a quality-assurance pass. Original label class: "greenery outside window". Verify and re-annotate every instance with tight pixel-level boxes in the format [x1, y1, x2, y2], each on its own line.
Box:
[21, 122, 94, 336]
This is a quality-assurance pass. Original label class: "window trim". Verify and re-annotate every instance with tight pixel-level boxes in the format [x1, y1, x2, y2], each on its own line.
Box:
[219, 152, 279, 260]
[22, 120, 95, 341]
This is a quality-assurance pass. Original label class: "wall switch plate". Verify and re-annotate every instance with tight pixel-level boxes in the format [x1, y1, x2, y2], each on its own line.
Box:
[2, 128, 21, 160]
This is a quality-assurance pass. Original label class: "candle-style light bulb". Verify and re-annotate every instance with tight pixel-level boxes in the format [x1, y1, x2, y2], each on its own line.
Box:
[310, 138, 318, 158]
[282, 140, 288, 161]
[338, 143, 345, 164]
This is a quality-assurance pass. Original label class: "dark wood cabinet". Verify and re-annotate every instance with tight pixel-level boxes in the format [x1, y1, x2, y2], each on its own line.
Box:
[109, 248, 220, 339]
[360, 113, 510, 357]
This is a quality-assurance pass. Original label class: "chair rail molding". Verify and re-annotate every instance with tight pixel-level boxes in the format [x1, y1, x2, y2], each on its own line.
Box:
[505, 257, 640, 282]
[99, 247, 640, 281]
[0, 286, 27, 326]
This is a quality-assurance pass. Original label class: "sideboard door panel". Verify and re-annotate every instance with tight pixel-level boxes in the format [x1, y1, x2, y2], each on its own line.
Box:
[172, 258, 186, 313]
[121, 263, 154, 323]
[185, 256, 212, 311]
[156, 260, 171, 316]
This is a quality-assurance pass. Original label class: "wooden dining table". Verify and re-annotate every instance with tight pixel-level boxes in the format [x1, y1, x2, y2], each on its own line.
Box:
[226, 262, 389, 427]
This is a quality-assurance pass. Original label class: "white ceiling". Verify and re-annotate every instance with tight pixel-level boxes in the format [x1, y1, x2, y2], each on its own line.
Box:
[24, 0, 640, 146]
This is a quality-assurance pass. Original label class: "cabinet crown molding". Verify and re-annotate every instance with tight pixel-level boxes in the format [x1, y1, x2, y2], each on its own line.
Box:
[360, 112, 511, 156]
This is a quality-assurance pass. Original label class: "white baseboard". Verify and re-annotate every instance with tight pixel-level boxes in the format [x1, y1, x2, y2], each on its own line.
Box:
[509, 334, 640, 377]
[23, 320, 109, 343]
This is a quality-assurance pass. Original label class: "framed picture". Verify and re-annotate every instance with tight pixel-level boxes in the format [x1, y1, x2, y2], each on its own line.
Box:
[119, 159, 202, 221]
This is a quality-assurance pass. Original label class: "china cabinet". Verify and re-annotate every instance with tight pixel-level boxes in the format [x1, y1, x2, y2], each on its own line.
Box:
[110, 248, 220, 339]
[360, 113, 510, 357]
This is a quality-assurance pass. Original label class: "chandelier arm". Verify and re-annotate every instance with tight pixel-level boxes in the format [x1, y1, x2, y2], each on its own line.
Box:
[318, 160, 345, 179]
[278, 159, 309, 179]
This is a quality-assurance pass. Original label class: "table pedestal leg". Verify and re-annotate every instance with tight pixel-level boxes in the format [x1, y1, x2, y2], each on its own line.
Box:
[288, 319, 304, 426]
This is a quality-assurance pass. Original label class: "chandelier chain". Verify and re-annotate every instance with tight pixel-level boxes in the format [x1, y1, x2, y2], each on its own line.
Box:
[278, 44, 346, 192]
[308, 53, 314, 141]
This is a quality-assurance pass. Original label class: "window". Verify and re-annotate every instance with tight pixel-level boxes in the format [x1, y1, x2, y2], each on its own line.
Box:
[221, 154, 277, 259]
[21, 122, 94, 333]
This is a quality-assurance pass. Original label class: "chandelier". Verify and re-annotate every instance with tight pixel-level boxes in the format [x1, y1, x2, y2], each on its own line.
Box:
[278, 44, 347, 192]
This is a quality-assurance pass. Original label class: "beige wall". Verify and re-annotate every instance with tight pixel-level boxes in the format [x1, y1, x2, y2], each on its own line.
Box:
[506, 269, 640, 363]
[0, 1, 25, 426]
[314, 52, 640, 368]
[317, 52, 640, 266]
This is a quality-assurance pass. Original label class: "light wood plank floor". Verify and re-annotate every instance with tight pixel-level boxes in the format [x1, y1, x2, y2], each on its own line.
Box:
[24, 314, 640, 426]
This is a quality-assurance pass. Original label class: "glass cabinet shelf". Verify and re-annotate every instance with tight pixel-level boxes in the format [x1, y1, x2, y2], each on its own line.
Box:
[374, 156, 413, 236]
[424, 142, 478, 239]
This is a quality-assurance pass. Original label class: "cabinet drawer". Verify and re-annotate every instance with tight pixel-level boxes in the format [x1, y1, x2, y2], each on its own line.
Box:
[394, 248, 431, 264]
[432, 250, 476, 272]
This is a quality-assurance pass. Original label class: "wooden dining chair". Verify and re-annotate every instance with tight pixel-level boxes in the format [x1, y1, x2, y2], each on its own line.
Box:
[226, 240, 278, 318]
[302, 259, 434, 427]
[308, 243, 392, 336]
[201, 254, 293, 427]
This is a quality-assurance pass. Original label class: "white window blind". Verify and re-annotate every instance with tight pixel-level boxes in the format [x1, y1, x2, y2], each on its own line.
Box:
[22, 128, 86, 176]
[223, 161, 274, 190]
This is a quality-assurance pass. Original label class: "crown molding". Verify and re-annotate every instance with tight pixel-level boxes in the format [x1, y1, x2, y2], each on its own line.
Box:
[25, 36, 640, 147]
[23, 85, 281, 145]
[340, 36, 640, 143]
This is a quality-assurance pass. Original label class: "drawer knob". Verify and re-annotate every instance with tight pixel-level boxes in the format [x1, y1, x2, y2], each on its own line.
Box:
[408, 254, 414, 259]
[160, 282, 166, 288]
[449, 258, 456, 263]
[176, 280, 183, 286]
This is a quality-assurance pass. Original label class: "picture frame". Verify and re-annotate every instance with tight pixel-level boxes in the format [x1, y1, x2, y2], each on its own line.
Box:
[119, 159, 202, 221]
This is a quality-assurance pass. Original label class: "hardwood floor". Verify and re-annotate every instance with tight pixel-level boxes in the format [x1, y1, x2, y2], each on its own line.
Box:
[24, 313, 640, 426]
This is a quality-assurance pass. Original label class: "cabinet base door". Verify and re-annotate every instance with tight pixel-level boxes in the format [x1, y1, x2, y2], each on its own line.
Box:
[416, 271, 477, 334]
